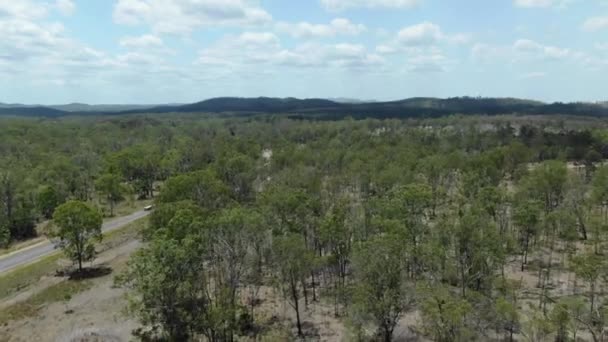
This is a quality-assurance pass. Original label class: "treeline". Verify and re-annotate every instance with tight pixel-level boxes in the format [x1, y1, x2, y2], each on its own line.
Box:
[4, 97, 608, 119]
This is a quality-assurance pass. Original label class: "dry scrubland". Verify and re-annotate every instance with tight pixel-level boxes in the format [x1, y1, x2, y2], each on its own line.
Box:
[2, 115, 608, 341]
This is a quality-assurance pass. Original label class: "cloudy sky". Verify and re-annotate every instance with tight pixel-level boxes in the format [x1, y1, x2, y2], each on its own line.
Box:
[2, 0, 608, 104]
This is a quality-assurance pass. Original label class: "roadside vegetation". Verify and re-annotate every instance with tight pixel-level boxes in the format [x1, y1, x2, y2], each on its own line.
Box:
[0, 218, 146, 301]
[0, 253, 63, 300]
[4, 114, 608, 341]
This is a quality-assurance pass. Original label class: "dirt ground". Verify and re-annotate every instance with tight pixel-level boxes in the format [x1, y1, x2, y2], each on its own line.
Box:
[0, 241, 141, 342]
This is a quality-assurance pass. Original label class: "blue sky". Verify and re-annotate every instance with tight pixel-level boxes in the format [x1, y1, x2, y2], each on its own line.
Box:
[1, 0, 608, 104]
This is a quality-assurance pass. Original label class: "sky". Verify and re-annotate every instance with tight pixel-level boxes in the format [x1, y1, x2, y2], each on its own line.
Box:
[1, 0, 608, 104]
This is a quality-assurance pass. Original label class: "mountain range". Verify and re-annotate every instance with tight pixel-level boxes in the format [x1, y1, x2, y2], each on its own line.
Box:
[1, 97, 608, 119]
[0, 102, 169, 112]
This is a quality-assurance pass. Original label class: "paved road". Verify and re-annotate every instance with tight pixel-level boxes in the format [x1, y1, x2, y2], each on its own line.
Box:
[0, 210, 150, 274]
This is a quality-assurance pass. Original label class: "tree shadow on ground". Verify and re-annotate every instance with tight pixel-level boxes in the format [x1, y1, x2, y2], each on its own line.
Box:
[55, 265, 113, 280]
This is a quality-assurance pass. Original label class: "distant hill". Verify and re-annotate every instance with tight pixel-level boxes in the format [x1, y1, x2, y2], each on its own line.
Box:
[0, 103, 30, 109]
[3, 96, 608, 119]
[130, 96, 552, 117]
[0, 106, 69, 117]
[0, 102, 176, 112]
[49, 103, 166, 112]
[328, 98, 376, 104]
[164, 97, 340, 113]
[311, 97, 549, 119]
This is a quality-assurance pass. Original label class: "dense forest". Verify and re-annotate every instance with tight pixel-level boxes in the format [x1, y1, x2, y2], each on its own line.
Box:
[4, 114, 608, 341]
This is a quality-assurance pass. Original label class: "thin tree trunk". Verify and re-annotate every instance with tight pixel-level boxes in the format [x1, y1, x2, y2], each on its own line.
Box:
[522, 234, 529, 272]
[590, 281, 596, 315]
[292, 284, 303, 337]
[311, 270, 317, 302]
[302, 278, 308, 309]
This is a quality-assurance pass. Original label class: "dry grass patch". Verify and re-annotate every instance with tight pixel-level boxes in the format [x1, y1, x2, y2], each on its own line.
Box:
[0, 279, 93, 325]
[0, 253, 62, 300]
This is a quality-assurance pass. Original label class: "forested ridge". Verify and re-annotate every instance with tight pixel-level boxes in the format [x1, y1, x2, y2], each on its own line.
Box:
[5, 114, 608, 340]
[3, 97, 608, 119]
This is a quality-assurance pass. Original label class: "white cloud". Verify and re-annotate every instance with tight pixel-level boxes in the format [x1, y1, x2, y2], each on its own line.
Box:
[375, 44, 397, 54]
[372, 22, 466, 73]
[514, 0, 554, 8]
[238, 32, 280, 46]
[406, 53, 451, 72]
[56, 0, 75, 16]
[596, 42, 608, 50]
[395, 22, 469, 47]
[447, 33, 472, 44]
[514, 0, 574, 8]
[280, 43, 385, 69]
[573, 51, 608, 70]
[0, 0, 183, 90]
[197, 34, 384, 72]
[0, 15, 68, 61]
[582, 16, 608, 32]
[471, 43, 508, 63]
[320, 0, 420, 11]
[120, 34, 163, 48]
[275, 18, 365, 38]
[519, 71, 546, 79]
[470, 39, 606, 72]
[116, 52, 164, 66]
[513, 39, 570, 60]
[367, 22, 472, 75]
[0, 1, 48, 20]
[330, 18, 367, 35]
[397, 22, 442, 46]
[513, 39, 540, 51]
[113, 0, 272, 34]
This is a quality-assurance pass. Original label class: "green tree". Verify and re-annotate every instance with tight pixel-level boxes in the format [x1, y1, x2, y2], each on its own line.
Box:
[117, 237, 209, 341]
[352, 234, 414, 342]
[550, 301, 572, 342]
[549, 296, 587, 342]
[37, 185, 62, 219]
[418, 155, 448, 217]
[319, 198, 352, 316]
[106, 145, 160, 199]
[453, 206, 502, 297]
[591, 165, 608, 224]
[570, 252, 605, 315]
[158, 170, 230, 211]
[523, 160, 568, 213]
[95, 173, 125, 217]
[513, 199, 542, 271]
[523, 309, 554, 342]
[208, 206, 264, 340]
[419, 284, 473, 342]
[50, 200, 102, 272]
[386, 183, 432, 280]
[495, 296, 519, 342]
[0, 168, 36, 240]
[0, 222, 9, 247]
[272, 233, 314, 337]
[565, 174, 590, 240]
